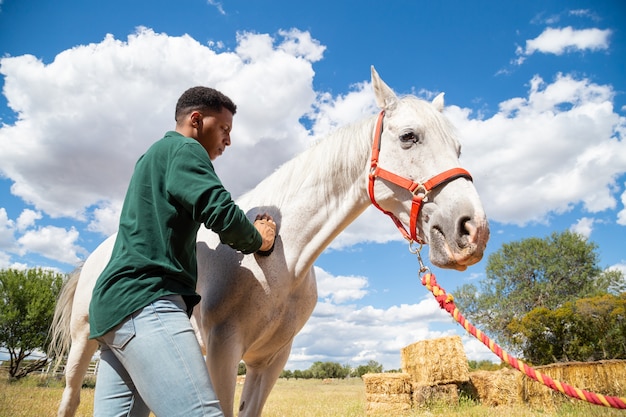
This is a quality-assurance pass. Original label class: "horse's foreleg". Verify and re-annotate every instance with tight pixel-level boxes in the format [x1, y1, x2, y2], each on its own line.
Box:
[238, 342, 292, 417]
[205, 329, 243, 417]
[57, 330, 98, 416]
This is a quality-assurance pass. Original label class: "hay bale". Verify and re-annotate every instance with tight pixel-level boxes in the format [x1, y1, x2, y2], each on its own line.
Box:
[413, 383, 459, 407]
[363, 373, 412, 415]
[363, 372, 412, 394]
[401, 336, 469, 386]
[521, 360, 626, 409]
[467, 368, 523, 406]
[365, 400, 411, 415]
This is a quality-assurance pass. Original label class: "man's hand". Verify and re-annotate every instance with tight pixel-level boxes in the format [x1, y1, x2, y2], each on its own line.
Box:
[254, 213, 276, 255]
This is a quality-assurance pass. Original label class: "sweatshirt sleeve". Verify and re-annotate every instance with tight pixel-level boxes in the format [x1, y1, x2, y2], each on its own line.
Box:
[167, 141, 263, 254]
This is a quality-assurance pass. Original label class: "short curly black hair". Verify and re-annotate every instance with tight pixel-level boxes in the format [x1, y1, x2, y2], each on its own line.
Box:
[174, 86, 237, 122]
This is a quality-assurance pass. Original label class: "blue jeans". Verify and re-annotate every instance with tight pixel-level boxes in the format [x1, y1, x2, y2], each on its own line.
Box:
[94, 295, 223, 417]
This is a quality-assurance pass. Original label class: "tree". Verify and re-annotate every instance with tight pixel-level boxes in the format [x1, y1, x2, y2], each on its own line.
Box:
[308, 361, 349, 379]
[508, 293, 626, 365]
[468, 360, 504, 371]
[0, 268, 65, 378]
[353, 360, 383, 377]
[454, 231, 624, 354]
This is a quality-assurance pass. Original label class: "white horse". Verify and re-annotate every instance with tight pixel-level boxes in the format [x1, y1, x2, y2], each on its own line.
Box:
[50, 67, 489, 417]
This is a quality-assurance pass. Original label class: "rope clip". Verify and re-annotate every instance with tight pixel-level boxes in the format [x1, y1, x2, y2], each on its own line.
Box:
[408, 241, 429, 274]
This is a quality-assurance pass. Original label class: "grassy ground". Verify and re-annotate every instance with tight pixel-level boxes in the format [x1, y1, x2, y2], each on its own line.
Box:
[0, 376, 624, 416]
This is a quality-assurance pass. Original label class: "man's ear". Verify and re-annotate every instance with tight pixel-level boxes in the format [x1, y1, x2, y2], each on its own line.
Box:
[190, 111, 202, 128]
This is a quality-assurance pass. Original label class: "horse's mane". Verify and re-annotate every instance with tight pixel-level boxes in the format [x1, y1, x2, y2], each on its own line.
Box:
[241, 115, 375, 209]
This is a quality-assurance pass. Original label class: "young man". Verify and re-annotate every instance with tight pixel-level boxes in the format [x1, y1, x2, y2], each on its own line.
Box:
[89, 87, 276, 417]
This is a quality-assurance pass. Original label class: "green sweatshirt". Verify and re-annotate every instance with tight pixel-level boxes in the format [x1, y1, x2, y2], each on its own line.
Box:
[89, 131, 261, 338]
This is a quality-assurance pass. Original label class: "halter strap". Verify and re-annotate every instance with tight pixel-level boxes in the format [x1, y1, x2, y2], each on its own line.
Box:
[368, 110, 473, 243]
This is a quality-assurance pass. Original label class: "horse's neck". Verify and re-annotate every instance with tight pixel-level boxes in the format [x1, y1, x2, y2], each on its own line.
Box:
[241, 119, 374, 277]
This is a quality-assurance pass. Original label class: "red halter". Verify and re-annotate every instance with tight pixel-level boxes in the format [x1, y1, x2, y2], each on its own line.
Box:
[368, 110, 473, 244]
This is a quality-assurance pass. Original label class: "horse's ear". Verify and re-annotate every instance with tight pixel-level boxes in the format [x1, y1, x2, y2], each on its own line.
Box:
[432, 92, 445, 112]
[371, 66, 398, 111]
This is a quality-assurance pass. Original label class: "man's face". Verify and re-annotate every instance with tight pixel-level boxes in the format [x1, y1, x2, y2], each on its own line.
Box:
[194, 108, 233, 160]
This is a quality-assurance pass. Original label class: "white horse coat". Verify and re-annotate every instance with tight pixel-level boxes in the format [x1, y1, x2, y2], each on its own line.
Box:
[51, 67, 489, 417]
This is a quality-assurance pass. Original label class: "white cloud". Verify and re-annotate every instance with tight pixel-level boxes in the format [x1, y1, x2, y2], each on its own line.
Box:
[0, 252, 12, 269]
[462, 334, 501, 363]
[315, 266, 368, 304]
[520, 26, 611, 57]
[277, 29, 326, 62]
[16, 209, 41, 231]
[308, 81, 378, 140]
[0, 208, 15, 249]
[0, 207, 87, 269]
[87, 202, 123, 237]
[207, 0, 225, 15]
[17, 225, 85, 265]
[618, 185, 626, 226]
[570, 217, 594, 238]
[447, 73, 626, 226]
[0, 207, 88, 269]
[569, 9, 599, 20]
[330, 206, 403, 249]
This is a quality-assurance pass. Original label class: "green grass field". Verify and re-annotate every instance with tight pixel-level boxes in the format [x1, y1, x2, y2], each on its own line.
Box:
[0, 376, 623, 416]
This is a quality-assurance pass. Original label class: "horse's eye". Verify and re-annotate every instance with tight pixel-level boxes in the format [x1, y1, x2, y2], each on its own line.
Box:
[400, 132, 418, 143]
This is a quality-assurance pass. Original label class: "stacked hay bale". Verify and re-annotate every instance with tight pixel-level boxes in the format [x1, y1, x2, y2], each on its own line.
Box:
[467, 368, 523, 406]
[521, 360, 626, 409]
[401, 336, 469, 407]
[363, 336, 470, 414]
[362, 372, 412, 415]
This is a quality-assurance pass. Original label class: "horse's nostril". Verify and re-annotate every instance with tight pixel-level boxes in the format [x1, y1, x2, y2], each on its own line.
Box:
[459, 216, 472, 236]
[458, 217, 480, 248]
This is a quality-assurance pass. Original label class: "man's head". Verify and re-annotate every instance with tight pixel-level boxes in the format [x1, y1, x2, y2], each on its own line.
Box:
[175, 87, 237, 121]
[175, 87, 237, 160]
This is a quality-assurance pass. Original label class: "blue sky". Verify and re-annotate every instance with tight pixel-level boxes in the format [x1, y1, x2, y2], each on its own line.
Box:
[0, 0, 624, 371]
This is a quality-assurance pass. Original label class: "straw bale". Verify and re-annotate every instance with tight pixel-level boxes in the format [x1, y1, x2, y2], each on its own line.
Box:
[365, 400, 411, 415]
[363, 373, 413, 415]
[362, 372, 412, 395]
[467, 368, 523, 406]
[365, 393, 412, 404]
[413, 383, 459, 407]
[521, 359, 626, 409]
[401, 336, 469, 386]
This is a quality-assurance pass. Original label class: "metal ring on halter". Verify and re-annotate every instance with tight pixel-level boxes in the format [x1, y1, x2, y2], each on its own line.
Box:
[411, 184, 429, 203]
[408, 241, 422, 254]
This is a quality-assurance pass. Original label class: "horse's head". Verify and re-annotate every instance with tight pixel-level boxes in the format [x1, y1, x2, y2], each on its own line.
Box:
[368, 66, 489, 271]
